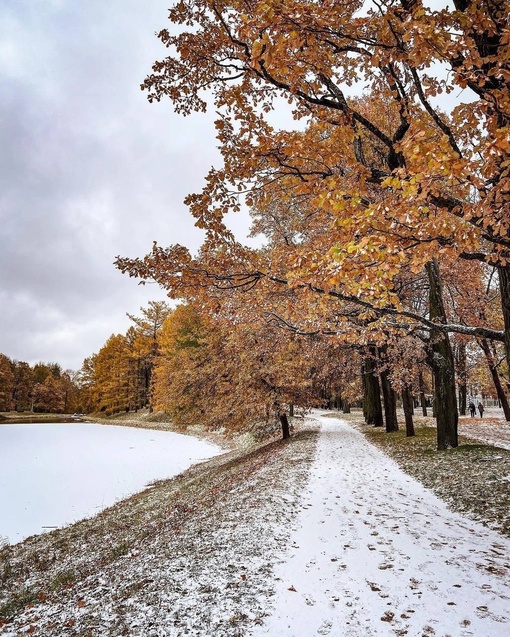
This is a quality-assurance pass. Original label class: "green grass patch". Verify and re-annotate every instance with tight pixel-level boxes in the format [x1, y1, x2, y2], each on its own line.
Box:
[51, 568, 76, 589]
[111, 541, 131, 560]
[0, 588, 38, 622]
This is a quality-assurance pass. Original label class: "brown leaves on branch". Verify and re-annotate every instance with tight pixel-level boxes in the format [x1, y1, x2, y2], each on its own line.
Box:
[113, 0, 510, 429]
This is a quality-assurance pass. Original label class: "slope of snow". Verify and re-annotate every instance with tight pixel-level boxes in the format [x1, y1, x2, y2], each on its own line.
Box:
[253, 415, 510, 637]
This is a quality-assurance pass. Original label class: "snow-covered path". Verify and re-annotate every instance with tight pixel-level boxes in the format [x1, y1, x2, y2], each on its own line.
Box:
[254, 415, 510, 637]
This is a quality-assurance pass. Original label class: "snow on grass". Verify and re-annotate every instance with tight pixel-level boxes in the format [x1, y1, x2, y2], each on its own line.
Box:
[0, 425, 318, 635]
[347, 410, 510, 537]
[2, 412, 510, 636]
[457, 408, 510, 451]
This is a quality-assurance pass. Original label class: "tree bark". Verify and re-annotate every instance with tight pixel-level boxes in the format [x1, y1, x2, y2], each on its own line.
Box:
[363, 347, 384, 427]
[280, 413, 291, 439]
[418, 369, 428, 416]
[498, 265, 510, 375]
[455, 342, 467, 416]
[427, 260, 458, 449]
[361, 364, 367, 421]
[479, 338, 510, 421]
[380, 368, 399, 432]
[402, 385, 415, 437]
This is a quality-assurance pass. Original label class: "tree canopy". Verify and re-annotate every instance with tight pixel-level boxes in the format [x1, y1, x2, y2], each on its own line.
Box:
[112, 0, 510, 448]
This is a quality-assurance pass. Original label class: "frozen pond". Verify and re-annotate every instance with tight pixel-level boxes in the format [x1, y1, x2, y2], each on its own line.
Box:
[0, 423, 223, 545]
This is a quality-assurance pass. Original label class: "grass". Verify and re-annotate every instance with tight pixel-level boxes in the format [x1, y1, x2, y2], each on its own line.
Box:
[51, 569, 77, 589]
[0, 427, 317, 626]
[0, 412, 80, 425]
[341, 410, 510, 538]
[0, 588, 38, 622]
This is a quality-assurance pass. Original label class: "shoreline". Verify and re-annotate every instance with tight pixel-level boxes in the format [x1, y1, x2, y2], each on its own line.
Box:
[0, 410, 241, 451]
[0, 419, 320, 634]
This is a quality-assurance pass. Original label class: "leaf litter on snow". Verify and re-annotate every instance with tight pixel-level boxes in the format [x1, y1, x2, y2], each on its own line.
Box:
[252, 414, 510, 637]
[0, 423, 318, 636]
[344, 407, 510, 538]
[3, 409, 510, 636]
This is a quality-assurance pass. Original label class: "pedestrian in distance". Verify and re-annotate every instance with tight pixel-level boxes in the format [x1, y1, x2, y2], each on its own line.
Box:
[468, 401, 476, 417]
[478, 402, 484, 418]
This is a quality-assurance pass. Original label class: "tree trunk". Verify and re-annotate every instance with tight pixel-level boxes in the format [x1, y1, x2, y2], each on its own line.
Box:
[427, 259, 458, 450]
[431, 370, 437, 418]
[498, 265, 510, 375]
[289, 404, 294, 417]
[380, 368, 399, 432]
[342, 400, 351, 414]
[418, 370, 428, 416]
[402, 385, 415, 437]
[361, 364, 367, 421]
[363, 347, 383, 427]
[280, 413, 291, 440]
[479, 338, 510, 421]
[455, 342, 467, 416]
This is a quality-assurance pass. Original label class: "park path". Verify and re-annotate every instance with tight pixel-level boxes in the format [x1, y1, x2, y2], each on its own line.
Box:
[252, 414, 510, 637]
[459, 407, 510, 450]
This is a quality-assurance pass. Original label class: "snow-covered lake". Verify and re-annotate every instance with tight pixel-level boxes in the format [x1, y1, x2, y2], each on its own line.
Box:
[0, 423, 223, 545]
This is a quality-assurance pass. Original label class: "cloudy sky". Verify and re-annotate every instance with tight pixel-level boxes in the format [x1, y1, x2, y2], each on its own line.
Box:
[0, 0, 249, 371]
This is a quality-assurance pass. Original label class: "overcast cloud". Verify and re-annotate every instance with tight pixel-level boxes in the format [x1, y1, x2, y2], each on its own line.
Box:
[0, 0, 245, 370]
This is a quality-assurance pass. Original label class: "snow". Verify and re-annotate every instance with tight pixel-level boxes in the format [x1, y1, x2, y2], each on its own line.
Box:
[0, 423, 223, 545]
[459, 408, 510, 451]
[253, 415, 510, 636]
[2, 414, 510, 637]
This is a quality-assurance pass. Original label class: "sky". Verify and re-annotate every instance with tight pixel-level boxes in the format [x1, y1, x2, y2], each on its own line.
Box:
[0, 0, 250, 371]
[0, 1, 472, 373]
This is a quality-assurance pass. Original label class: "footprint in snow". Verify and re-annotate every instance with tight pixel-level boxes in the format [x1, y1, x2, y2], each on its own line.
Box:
[303, 593, 316, 606]
[317, 619, 333, 634]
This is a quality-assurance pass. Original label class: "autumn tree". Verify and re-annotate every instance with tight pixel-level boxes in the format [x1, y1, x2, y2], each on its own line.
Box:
[86, 335, 131, 415]
[11, 361, 33, 412]
[32, 375, 66, 413]
[117, 0, 509, 449]
[76, 356, 97, 414]
[126, 301, 173, 411]
[153, 303, 341, 438]
[440, 257, 510, 418]
[0, 354, 14, 411]
[78, 302, 173, 415]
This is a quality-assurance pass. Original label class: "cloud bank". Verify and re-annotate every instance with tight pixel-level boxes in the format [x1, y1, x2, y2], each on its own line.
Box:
[0, 0, 231, 370]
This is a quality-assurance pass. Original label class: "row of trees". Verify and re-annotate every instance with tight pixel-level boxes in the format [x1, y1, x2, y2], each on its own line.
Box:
[79, 292, 505, 442]
[79, 302, 172, 415]
[8, 0, 509, 449]
[114, 0, 510, 448]
[0, 357, 81, 414]
[79, 300, 368, 435]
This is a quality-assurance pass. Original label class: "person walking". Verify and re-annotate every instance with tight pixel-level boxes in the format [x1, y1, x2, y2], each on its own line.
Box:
[469, 401, 476, 417]
[478, 402, 484, 418]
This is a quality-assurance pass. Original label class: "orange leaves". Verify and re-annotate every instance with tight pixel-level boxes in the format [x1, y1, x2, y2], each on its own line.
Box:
[111, 0, 510, 394]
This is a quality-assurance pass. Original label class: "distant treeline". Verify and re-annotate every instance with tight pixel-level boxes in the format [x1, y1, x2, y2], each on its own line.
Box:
[78, 301, 362, 437]
[0, 356, 82, 414]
